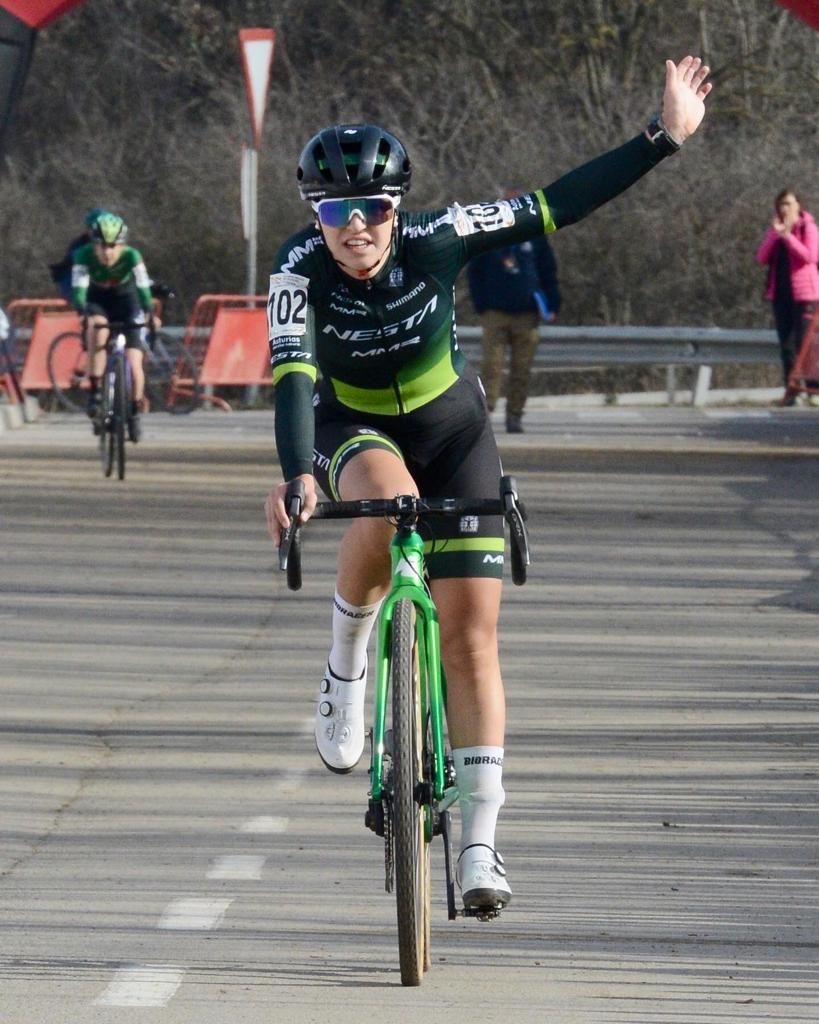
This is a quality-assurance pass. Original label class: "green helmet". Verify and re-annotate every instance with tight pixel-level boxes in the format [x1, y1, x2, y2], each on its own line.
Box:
[92, 212, 128, 245]
[84, 207, 107, 229]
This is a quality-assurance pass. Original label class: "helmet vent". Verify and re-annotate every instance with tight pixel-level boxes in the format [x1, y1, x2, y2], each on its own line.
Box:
[340, 142, 361, 181]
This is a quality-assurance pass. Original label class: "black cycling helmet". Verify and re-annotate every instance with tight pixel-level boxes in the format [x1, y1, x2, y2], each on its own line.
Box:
[297, 123, 411, 201]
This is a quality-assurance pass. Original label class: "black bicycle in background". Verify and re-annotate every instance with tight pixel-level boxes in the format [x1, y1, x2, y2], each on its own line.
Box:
[46, 285, 200, 416]
[48, 324, 200, 416]
[95, 321, 133, 480]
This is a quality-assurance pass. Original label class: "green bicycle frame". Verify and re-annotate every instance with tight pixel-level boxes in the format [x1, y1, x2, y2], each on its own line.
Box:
[369, 527, 448, 806]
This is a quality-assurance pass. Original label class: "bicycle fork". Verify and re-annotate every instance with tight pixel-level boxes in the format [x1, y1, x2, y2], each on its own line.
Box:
[364, 527, 461, 916]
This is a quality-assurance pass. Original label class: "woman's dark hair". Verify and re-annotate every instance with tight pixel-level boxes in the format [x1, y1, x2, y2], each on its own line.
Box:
[775, 188, 801, 208]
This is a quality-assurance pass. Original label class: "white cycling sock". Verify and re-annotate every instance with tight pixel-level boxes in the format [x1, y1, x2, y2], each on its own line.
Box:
[454, 746, 506, 853]
[327, 591, 382, 681]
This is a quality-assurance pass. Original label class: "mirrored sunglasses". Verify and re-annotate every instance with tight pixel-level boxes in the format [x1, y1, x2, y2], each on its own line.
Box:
[314, 195, 399, 229]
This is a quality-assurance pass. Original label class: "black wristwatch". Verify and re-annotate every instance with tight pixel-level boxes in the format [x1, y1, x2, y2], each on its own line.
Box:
[644, 115, 682, 157]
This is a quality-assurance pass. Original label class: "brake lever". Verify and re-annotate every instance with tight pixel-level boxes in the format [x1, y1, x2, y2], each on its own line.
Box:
[278, 480, 305, 575]
[500, 475, 530, 585]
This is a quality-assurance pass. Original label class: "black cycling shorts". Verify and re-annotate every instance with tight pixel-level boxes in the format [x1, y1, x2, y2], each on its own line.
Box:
[312, 371, 505, 580]
[86, 286, 146, 348]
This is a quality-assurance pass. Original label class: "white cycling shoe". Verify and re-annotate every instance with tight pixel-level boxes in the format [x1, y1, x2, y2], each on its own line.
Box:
[457, 844, 512, 912]
[314, 663, 366, 774]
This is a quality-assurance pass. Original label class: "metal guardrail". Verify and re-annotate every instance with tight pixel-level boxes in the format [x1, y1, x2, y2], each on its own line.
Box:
[14, 322, 779, 368]
[11, 322, 779, 407]
[454, 324, 780, 369]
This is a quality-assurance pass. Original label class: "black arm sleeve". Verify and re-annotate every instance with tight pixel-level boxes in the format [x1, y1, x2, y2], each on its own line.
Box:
[543, 134, 665, 230]
[274, 371, 316, 479]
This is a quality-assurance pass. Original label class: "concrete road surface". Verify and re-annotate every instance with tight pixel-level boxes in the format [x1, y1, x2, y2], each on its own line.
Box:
[1, 406, 818, 1022]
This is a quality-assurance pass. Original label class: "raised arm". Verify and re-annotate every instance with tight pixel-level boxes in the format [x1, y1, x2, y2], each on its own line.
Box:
[543, 55, 712, 230]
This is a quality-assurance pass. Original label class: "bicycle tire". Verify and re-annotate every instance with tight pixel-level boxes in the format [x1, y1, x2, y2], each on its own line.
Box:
[47, 331, 88, 412]
[391, 598, 430, 986]
[99, 366, 115, 478]
[145, 335, 201, 414]
[114, 355, 127, 480]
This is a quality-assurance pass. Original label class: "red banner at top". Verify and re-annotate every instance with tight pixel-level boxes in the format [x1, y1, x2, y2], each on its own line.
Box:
[0, 0, 86, 30]
[775, 0, 819, 29]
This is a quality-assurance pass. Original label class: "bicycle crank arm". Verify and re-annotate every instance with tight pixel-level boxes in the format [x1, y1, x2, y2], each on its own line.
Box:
[440, 809, 457, 921]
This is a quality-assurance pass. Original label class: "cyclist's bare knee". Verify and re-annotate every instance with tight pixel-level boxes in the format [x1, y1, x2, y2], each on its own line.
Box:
[434, 577, 502, 669]
[335, 449, 413, 602]
[337, 448, 416, 501]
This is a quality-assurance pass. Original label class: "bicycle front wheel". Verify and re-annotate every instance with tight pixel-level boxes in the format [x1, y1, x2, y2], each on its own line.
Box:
[47, 331, 87, 412]
[390, 598, 431, 986]
[114, 356, 127, 480]
[98, 354, 130, 479]
[99, 367, 114, 478]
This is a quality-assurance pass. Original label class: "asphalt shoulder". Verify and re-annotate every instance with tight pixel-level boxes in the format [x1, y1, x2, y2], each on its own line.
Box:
[3, 402, 819, 459]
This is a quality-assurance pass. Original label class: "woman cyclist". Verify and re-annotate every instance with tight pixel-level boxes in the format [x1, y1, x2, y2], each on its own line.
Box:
[71, 212, 156, 440]
[265, 56, 712, 915]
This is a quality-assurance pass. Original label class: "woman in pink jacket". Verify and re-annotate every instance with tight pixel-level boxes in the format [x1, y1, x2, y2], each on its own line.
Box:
[756, 189, 819, 405]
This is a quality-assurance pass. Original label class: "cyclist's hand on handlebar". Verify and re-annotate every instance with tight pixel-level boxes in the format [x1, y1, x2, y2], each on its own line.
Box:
[265, 474, 317, 547]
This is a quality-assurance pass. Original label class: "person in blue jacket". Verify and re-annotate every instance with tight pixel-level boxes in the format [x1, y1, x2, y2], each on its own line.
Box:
[49, 207, 106, 302]
[467, 187, 561, 432]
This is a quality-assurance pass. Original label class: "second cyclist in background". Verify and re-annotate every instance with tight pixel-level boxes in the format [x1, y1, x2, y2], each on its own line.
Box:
[71, 212, 158, 440]
[49, 206, 105, 303]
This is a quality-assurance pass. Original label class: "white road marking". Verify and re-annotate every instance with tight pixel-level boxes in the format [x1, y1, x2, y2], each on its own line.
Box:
[94, 965, 184, 1006]
[54, 627, 318, 1013]
[207, 854, 267, 879]
[241, 815, 289, 833]
[157, 897, 232, 930]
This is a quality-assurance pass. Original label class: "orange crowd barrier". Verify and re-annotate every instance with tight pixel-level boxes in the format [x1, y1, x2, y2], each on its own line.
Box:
[199, 306, 270, 387]
[179, 294, 269, 411]
[181, 294, 267, 371]
[20, 310, 82, 391]
[7, 298, 69, 369]
[8, 294, 275, 404]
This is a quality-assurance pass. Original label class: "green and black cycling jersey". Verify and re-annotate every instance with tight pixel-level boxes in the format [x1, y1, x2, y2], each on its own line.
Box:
[268, 132, 667, 480]
[71, 243, 153, 313]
